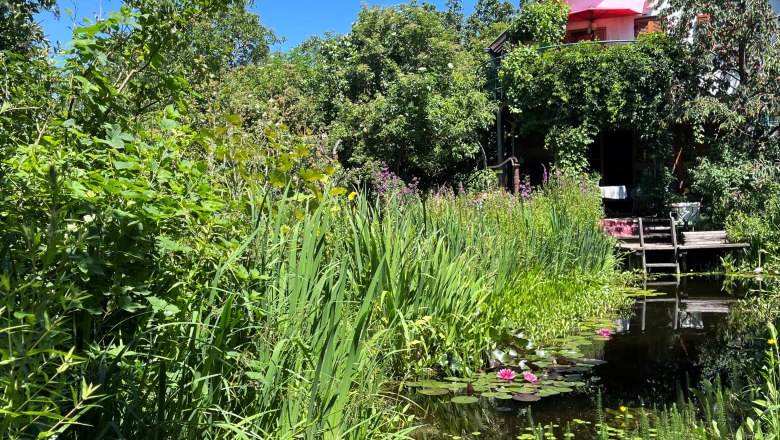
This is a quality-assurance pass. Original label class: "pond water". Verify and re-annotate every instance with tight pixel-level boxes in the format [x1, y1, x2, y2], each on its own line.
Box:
[408, 275, 772, 439]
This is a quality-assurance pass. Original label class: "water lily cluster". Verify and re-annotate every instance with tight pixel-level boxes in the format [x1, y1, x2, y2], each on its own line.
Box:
[496, 368, 538, 384]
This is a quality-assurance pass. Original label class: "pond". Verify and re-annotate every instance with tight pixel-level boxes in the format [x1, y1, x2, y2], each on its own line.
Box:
[407, 275, 774, 439]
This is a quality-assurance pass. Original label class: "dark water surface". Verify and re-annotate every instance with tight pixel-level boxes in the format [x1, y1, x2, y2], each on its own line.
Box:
[410, 275, 766, 439]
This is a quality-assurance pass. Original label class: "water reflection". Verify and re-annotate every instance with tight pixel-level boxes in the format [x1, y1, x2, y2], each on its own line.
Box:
[410, 275, 774, 440]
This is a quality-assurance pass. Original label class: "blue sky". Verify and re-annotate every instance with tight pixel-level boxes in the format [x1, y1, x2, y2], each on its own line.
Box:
[38, 0, 479, 52]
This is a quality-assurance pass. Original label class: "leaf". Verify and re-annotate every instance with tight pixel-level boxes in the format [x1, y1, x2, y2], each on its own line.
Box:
[160, 118, 179, 130]
[513, 393, 541, 402]
[293, 144, 310, 157]
[450, 396, 479, 404]
[225, 114, 243, 126]
[117, 295, 145, 313]
[114, 160, 139, 170]
[147, 296, 180, 317]
[74, 75, 99, 92]
[156, 236, 194, 253]
[77, 257, 105, 275]
[13, 312, 36, 325]
[245, 371, 264, 380]
[102, 124, 134, 150]
[419, 388, 449, 396]
[298, 169, 326, 182]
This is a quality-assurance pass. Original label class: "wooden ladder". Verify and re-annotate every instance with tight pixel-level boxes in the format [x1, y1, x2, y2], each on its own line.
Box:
[638, 216, 680, 275]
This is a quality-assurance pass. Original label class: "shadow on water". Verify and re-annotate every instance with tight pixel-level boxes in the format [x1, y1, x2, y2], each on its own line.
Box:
[409, 275, 770, 440]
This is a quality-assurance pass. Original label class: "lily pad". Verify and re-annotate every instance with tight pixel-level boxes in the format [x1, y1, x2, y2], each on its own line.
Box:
[537, 389, 560, 397]
[443, 376, 466, 382]
[419, 388, 450, 396]
[481, 391, 514, 400]
[513, 393, 541, 402]
[412, 380, 450, 388]
[451, 396, 479, 404]
[504, 386, 535, 394]
[550, 387, 573, 393]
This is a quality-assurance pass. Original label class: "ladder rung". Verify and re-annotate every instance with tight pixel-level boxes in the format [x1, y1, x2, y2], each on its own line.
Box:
[645, 263, 679, 268]
[646, 281, 679, 286]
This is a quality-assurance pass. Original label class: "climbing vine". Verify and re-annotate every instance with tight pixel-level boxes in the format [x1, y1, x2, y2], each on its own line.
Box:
[499, 33, 685, 205]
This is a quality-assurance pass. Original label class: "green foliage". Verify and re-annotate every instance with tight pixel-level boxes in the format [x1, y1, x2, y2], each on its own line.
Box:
[507, 0, 569, 46]
[544, 124, 597, 174]
[0, 0, 57, 53]
[662, 0, 780, 231]
[185, 0, 277, 72]
[738, 323, 780, 439]
[201, 54, 324, 135]
[0, 3, 631, 438]
[325, 3, 495, 185]
[662, 0, 780, 153]
[694, 158, 780, 270]
[464, 0, 516, 42]
[501, 35, 681, 176]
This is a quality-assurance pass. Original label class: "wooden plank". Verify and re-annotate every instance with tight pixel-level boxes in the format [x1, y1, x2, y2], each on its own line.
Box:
[617, 243, 675, 250]
[678, 243, 749, 250]
[645, 263, 679, 268]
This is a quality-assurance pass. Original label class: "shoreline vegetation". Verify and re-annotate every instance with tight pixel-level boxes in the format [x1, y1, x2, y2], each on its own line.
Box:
[2, 124, 632, 436]
[2, 0, 779, 438]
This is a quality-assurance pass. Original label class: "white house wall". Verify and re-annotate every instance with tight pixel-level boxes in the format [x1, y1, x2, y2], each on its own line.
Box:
[565, 0, 661, 41]
[566, 16, 639, 40]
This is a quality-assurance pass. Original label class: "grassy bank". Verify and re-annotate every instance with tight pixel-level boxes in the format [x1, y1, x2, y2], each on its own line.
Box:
[2, 136, 630, 438]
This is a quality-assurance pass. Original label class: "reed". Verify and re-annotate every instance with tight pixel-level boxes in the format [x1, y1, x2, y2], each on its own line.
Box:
[2, 169, 629, 438]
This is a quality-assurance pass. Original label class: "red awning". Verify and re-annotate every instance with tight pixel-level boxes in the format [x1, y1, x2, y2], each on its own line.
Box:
[567, 0, 646, 22]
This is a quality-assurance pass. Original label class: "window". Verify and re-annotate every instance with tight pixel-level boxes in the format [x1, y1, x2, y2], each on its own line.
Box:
[634, 17, 662, 36]
[565, 28, 606, 43]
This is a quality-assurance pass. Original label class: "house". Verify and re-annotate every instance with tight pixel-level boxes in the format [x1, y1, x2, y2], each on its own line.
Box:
[563, 0, 660, 42]
[488, 0, 780, 204]
[486, 0, 667, 208]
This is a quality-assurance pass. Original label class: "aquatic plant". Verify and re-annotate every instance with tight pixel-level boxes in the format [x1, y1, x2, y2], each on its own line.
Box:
[523, 371, 539, 384]
[498, 369, 516, 381]
[598, 328, 613, 338]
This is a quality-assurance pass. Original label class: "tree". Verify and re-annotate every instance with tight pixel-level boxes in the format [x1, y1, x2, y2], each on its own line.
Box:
[96, 0, 276, 119]
[443, 0, 465, 33]
[464, 0, 516, 42]
[662, 0, 780, 153]
[326, 4, 495, 185]
[661, 0, 780, 221]
[0, 0, 57, 53]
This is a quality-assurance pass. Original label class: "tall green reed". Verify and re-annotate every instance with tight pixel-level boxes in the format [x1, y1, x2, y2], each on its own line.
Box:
[2, 164, 629, 438]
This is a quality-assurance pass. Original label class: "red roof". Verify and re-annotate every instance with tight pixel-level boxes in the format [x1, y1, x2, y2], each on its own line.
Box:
[566, 0, 646, 22]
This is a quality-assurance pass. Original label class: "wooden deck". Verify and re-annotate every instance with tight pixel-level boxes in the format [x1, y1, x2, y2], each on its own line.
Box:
[614, 218, 749, 275]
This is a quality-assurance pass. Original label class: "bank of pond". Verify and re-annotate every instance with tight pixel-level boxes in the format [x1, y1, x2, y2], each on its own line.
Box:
[404, 275, 780, 440]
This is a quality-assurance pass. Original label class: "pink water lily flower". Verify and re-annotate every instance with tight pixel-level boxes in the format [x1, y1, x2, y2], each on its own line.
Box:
[523, 371, 538, 383]
[497, 368, 516, 381]
[598, 328, 613, 338]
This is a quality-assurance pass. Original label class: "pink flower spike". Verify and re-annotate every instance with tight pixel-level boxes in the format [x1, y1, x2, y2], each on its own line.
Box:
[523, 371, 538, 383]
[497, 368, 516, 381]
[598, 328, 613, 338]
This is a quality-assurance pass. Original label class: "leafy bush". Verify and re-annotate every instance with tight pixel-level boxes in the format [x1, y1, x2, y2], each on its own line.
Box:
[0, 4, 630, 438]
[500, 34, 681, 177]
[507, 0, 569, 46]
